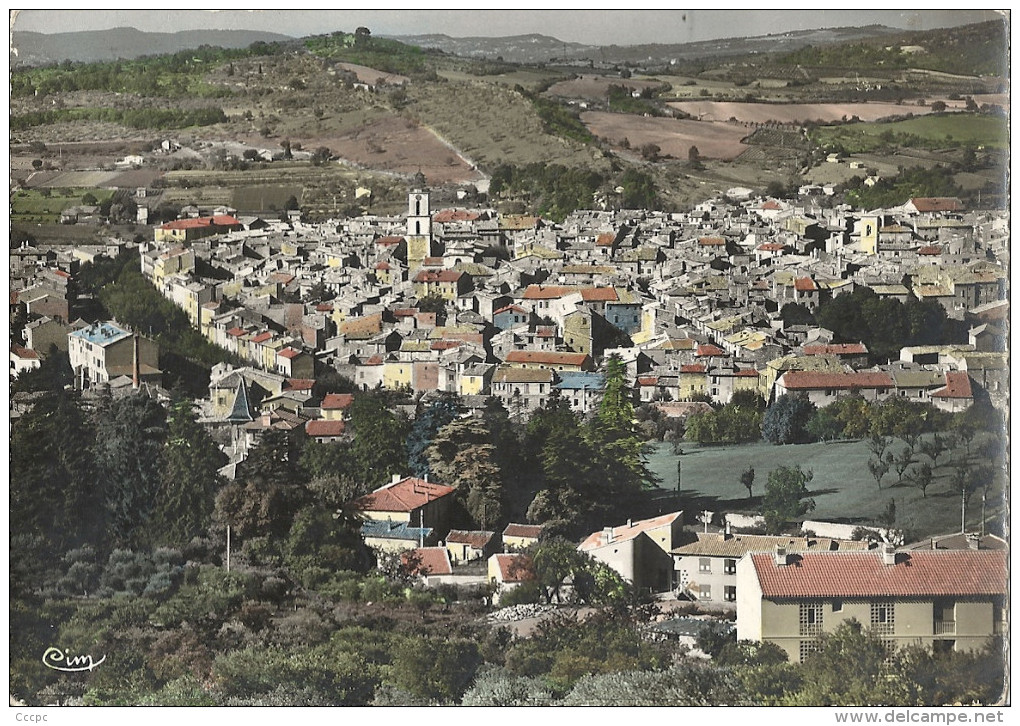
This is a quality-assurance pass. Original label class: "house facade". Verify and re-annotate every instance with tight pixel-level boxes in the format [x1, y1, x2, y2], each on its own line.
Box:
[736, 547, 1007, 663]
[578, 512, 684, 595]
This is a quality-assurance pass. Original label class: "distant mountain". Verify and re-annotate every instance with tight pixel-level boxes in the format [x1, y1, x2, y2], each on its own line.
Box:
[389, 33, 598, 65]
[10, 27, 295, 67]
[392, 25, 903, 66]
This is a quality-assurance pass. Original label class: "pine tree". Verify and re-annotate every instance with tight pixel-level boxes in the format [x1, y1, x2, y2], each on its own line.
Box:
[153, 396, 227, 546]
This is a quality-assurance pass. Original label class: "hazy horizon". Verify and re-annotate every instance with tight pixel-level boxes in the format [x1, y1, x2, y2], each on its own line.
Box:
[9, 9, 1006, 47]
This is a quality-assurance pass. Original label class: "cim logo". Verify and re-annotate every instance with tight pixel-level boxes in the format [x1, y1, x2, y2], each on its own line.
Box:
[42, 647, 106, 673]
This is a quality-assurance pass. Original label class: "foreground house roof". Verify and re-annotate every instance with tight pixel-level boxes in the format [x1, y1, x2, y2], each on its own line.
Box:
[749, 550, 1007, 599]
[351, 477, 456, 514]
[579, 511, 683, 550]
[402, 547, 453, 576]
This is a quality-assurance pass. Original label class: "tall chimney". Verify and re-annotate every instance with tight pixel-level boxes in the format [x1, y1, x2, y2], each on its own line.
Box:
[603, 527, 614, 544]
[881, 543, 896, 566]
[774, 546, 788, 566]
[132, 333, 140, 389]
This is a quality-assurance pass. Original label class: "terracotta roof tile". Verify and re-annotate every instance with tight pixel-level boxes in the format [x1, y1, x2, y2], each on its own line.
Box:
[351, 477, 456, 514]
[492, 553, 535, 582]
[523, 284, 574, 300]
[402, 547, 453, 576]
[579, 512, 682, 550]
[503, 523, 544, 539]
[696, 344, 726, 357]
[305, 419, 346, 437]
[580, 287, 618, 302]
[931, 371, 973, 399]
[910, 197, 964, 213]
[751, 550, 1006, 599]
[446, 530, 495, 548]
[321, 393, 354, 410]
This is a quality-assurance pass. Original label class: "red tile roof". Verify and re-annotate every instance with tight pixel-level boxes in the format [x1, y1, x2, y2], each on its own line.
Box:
[794, 277, 817, 292]
[492, 553, 535, 583]
[285, 378, 315, 391]
[250, 331, 273, 344]
[699, 236, 726, 246]
[227, 327, 246, 337]
[696, 344, 725, 357]
[580, 287, 618, 302]
[375, 261, 392, 270]
[402, 547, 453, 576]
[596, 232, 616, 247]
[11, 345, 39, 359]
[305, 419, 346, 438]
[431, 340, 462, 351]
[434, 209, 481, 223]
[637, 376, 659, 386]
[579, 511, 682, 550]
[918, 245, 942, 256]
[321, 393, 355, 410]
[736, 369, 759, 377]
[802, 343, 868, 356]
[446, 530, 495, 548]
[780, 371, 893, 390]
[376, 235, 405, 245]
[750, 550, 1006, 599]
[278, 347, 302, 359]
[351, 477, 456, 514]
[505, 350, 589, 367]
[910, 197, 964, 213]
[681, 363, 706, 374]
[503, 523, 544, 539]
[931, 371, 973, 399]
[494, 304, 528, 316]
[757, 243, 786, 252]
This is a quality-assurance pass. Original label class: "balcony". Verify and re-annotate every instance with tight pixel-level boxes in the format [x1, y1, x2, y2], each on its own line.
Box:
[933, 620, 956, 636]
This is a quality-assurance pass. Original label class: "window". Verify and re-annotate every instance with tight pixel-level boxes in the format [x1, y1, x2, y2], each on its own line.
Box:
[699, 558, 711, 573]
[871, 602, 894, 635]
[724, 559, 737, 575]
[699, 584, 711, 600]
[724, 586, 736, 602]
[800, 602, 823, 635]
[832, 599, 843, 613]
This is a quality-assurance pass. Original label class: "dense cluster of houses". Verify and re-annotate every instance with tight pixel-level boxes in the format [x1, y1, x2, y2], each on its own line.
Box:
[341, 470, 1007, 664]
[9, 176, 1009, 663]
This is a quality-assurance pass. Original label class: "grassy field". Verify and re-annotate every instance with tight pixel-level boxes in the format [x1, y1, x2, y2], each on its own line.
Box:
[811, 113, 1008, 153]
[642, 438, 1005, 541]
[10, 187, 115, 224]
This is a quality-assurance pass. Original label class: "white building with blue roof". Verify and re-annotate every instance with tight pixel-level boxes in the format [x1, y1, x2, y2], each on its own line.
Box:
[68, 320, 160, 389]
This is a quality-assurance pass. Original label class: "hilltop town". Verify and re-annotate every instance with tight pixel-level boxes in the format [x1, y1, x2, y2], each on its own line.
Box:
[9, 15, 1009, 709]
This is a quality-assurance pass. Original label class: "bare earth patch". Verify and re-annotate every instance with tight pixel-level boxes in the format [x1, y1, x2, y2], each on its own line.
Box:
[335, 62, 409, 87]
[581, 111, 750, 161]
[666, 100, 980, 124]
[241, 115, 485, 185]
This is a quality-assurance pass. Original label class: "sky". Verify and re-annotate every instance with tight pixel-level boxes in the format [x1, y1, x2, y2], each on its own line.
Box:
[9, 9, 1006, 46]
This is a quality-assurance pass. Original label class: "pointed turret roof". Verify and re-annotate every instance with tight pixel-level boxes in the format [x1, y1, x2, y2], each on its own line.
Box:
[227, 377, 256, 423]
